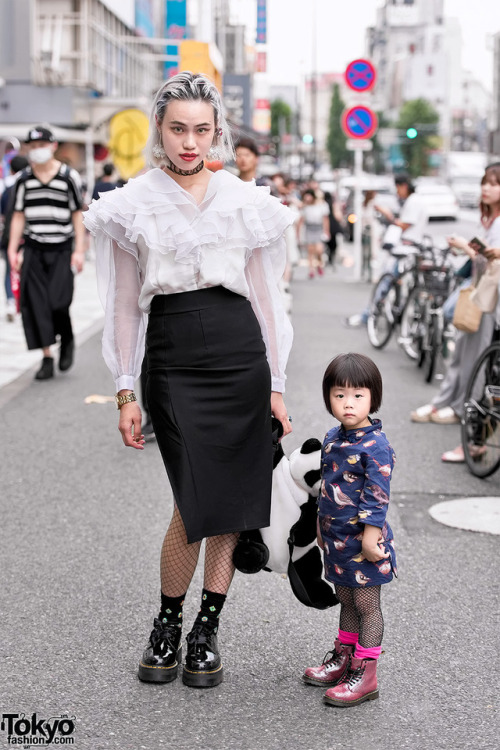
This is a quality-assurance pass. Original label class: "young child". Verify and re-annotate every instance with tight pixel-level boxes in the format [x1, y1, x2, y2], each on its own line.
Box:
[303, 352, 397, 707]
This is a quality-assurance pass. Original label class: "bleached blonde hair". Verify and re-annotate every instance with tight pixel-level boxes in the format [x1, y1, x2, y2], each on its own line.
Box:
[145, 71, 235, 166]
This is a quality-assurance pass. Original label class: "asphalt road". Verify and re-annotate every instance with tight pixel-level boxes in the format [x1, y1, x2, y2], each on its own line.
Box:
[1, 217, 498, 750]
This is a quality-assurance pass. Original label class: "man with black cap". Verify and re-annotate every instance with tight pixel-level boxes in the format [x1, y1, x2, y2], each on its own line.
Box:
[7, 126, 85, 380]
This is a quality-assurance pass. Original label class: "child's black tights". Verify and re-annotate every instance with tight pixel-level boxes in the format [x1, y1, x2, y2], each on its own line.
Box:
[335, 584, 384, 648]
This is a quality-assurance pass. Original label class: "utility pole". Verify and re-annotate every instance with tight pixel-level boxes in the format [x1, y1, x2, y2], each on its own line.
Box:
[311, 0, 318, 170]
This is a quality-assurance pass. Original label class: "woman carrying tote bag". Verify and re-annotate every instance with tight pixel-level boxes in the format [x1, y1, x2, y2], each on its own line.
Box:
[410, 162, 500, 463]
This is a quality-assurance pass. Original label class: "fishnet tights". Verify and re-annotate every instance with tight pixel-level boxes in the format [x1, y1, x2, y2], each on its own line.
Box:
[160, 505, 238, 597]
[336, 584, 384, 648]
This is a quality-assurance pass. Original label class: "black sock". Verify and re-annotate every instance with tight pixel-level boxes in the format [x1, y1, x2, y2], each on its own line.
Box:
[193, 589, 227, 631]
[159, 592, 186, 628]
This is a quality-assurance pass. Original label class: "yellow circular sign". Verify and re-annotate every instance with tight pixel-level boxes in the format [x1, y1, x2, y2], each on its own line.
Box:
[108, 109, 149, 180]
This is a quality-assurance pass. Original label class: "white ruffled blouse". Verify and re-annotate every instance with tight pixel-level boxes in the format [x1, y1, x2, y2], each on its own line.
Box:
[84, 168, 294, 393]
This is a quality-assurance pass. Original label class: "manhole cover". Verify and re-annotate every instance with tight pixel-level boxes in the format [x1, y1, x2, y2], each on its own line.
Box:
[429, 497, 500, 535]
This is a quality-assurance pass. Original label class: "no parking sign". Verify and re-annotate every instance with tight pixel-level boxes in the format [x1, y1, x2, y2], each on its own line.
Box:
[341, 106, 378, 140]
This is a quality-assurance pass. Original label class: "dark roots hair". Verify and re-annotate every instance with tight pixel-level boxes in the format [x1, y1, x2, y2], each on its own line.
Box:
[322, 352, 383, 414]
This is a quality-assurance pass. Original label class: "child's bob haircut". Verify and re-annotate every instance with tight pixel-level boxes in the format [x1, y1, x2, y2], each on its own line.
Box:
[322, 353, 383, 415]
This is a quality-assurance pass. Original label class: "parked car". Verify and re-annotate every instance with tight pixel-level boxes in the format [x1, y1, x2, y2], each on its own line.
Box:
[415, 181, 459, 220]
[451, 177, 481, 209]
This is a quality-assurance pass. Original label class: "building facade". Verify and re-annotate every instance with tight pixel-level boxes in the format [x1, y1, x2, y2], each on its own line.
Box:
[366, 0, 490, 155]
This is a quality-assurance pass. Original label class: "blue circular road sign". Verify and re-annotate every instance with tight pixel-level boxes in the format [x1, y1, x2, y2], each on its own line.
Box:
[345, 59, 377, 92]
[341, 106, 378, 140]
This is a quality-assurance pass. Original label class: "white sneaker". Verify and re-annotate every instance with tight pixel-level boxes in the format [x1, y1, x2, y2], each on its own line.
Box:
[410, 404, 435, 423]
[430, 407, 460, 425]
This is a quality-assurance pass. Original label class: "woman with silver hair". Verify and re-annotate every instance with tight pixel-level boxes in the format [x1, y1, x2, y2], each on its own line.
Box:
[84, 72, 293, 688]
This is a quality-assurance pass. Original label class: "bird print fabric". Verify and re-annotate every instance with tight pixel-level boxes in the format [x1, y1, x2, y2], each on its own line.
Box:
[318, 419, 397, 588]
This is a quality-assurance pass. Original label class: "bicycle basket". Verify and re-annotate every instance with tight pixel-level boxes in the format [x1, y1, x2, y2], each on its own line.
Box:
[421, 267, 451, 298]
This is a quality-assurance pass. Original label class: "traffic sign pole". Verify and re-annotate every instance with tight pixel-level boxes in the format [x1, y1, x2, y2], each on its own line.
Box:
[353, 145, 363, 283]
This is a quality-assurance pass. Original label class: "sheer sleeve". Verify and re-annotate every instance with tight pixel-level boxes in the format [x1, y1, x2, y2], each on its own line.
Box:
[97, 236, 147, 392]
[244, 236, 293, 392]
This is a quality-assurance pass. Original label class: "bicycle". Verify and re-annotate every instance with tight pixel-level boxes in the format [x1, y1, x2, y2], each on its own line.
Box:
[367, 238, 435, 359]
[413, 248, 457, 383]
[461, 335, 500, 477]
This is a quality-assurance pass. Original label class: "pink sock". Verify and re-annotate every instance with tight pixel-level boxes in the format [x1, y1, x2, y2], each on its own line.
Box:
[354, 644, 382, 660]
[338, 629, 359, 646]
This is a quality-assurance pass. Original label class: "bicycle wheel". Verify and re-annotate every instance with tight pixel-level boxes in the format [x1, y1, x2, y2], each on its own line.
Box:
[367, 273, 396, 349]
[399, 287, 424, 361]
[461, 342, 500, 478]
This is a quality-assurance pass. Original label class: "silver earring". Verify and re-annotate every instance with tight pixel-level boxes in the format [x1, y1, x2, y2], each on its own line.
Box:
[153, 143, 166, 159]
[207, 142, 224, 161]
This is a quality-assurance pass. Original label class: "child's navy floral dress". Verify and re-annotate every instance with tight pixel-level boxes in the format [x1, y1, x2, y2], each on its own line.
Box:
[318, 418, 397, 588]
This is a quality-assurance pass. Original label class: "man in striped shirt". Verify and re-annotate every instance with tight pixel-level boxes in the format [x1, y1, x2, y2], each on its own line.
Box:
[7, 126, 86, 380]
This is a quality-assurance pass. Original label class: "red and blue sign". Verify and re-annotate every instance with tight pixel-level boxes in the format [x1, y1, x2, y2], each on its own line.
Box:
[344, 59, 376, 92]
[341, 106, 378, 140]
[256, 0, 267, 44]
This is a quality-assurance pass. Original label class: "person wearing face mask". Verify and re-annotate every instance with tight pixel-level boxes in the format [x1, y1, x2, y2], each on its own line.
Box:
[7, 126, 86, 380]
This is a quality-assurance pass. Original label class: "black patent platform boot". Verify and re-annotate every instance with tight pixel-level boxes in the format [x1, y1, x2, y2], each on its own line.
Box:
[138, 618, 182, 683]
[182, 623, 223, 688]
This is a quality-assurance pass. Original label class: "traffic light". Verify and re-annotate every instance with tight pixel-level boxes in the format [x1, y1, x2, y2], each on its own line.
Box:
[302, 134, 314, 144]
[406, 127, 418, 139]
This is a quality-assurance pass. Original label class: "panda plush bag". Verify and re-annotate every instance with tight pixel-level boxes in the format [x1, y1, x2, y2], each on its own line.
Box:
[233, 419, 338, 610]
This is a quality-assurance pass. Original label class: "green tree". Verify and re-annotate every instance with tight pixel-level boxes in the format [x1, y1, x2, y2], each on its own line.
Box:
[270, 98, 292, 138]
[369, 111, 391, 174]
[397, 98, 439, 177]
[326, 83, 351, 169]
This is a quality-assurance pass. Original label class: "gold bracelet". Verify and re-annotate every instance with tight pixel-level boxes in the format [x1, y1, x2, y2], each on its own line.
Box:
[115, 392, 137, 410]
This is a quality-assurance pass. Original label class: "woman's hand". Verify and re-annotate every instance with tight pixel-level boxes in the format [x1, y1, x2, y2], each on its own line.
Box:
[447, 234, 475, 257]
[118, 402, 145, 449]
[270, 391, 292, 438]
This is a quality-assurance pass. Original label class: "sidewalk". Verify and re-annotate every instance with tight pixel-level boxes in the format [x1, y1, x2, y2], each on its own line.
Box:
[0, 256, 104, 390]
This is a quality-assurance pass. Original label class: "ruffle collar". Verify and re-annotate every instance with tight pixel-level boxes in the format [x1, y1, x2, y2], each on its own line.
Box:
[84, 168, 293, 264]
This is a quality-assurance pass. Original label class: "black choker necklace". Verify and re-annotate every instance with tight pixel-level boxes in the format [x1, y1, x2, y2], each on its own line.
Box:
[165, 158, 204, 177]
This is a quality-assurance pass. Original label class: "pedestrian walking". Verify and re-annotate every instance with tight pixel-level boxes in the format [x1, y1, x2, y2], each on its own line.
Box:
[84, 71, 293, 688]
[323, 191, 344, 267]
[303, 352, 396, 707]
[7, 126, 85, 380]
[298, 188, 330, 279]
[1, 155, 29, 321]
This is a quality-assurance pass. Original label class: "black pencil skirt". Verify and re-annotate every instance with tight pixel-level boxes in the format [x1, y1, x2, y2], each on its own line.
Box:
[146, 286, 273, 543]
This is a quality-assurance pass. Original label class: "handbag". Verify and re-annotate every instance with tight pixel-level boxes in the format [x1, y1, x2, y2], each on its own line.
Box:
[470, 260, 500, 313]
[453, 286, 483, 333]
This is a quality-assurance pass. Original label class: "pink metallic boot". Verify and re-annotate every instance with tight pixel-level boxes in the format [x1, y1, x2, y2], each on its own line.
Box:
[323, 656, 379, 706]
[302, 640, 354, 687]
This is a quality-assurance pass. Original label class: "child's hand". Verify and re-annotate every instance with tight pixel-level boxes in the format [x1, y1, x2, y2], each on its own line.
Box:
[361, 524, 389, 562]
[361, 541, 389, 563]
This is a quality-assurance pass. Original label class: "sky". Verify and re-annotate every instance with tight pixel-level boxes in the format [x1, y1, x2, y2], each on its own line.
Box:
[231, 0, 500, 92]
